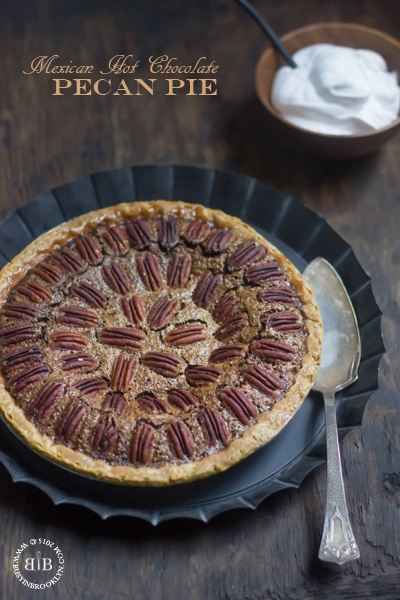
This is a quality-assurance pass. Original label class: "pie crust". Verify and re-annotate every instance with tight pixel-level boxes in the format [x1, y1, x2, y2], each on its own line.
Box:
[0, 201, 322, 486]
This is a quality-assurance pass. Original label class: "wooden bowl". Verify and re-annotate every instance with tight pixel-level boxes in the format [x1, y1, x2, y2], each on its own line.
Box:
[255, 23, 400, 159]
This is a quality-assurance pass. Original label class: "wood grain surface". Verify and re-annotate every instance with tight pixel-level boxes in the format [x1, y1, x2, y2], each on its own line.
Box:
[0, 1, 399, 598]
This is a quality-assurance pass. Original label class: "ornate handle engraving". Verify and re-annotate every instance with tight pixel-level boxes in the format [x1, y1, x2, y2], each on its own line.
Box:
[319, 390, 360, 565]
[319, 507, 359, 564]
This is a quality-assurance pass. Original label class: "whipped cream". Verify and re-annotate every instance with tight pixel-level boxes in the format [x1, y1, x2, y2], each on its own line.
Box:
[271, 44, 400, 135]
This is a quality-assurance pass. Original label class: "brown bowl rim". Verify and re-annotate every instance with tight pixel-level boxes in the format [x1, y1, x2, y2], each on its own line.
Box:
[255, 21, 400, 140]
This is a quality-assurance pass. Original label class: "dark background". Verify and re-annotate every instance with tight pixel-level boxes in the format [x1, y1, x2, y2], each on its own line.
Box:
[0, 1, 399, 598]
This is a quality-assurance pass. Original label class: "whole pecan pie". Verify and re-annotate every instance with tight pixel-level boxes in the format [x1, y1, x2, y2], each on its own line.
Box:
[0, 201, 322, 485]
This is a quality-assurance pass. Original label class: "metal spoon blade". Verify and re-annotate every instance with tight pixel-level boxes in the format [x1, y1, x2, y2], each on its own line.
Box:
[303, 257, 361, 565]
[305, 257, 361, 394]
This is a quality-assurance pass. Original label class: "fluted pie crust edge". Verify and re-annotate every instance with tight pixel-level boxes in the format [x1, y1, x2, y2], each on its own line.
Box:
[0, 201, 322, 486]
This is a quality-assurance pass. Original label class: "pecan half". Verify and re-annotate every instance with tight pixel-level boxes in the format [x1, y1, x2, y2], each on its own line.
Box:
[183, 220, 210, 244]
[31, 263, 63, 284]
[269, 312, 303, 332]
[130, 423, 155, 464]
[202, 229, 234, 254]
[102, 226, 130, 255]
[227, 240, 266, 270]
[16, 281, 52, 303]
[259, 285, 298, 306]
[27, 380, 65, 420]
[126, 218, 152, 249]
[158, 216, 179, 248]
[2, 346, 42, 369]
[0, 325, 39, 346]
[136, 252, 162, 291]
[193, 271, 223, 309]
[212, 290, 240, 324]
[110, 354, 138, 392]
[201, 407, 229, 446]
[136, 392, 171, 413]
[252, 339, 296, 361]
[243, 365, 285, 398]
[51, 247, 85, 273]
[56, 399, 86, 441]
[167, 388, 199, 411]
[57, 306, 100, 328]
[99, 327, 146, 351]
[2, 302, 39, 321]
[50, 331, 88, 351]
[74, 377, 108, 395]
[167, 252, 192, 288]
[60, 352, 99, 372]
[209, 343, 246, 363]
[75, 234, 102, 265]
[220, 387, 258, 425]
[140, 351, 185, 377]
[101, 392, 126, 415]
[121, 296, 145, 325]
[245, 261, 283, 285]
[102, 261, 130, 295]
[185, 365, 222, 385]
[72, 281, 107, 309]
[165, 323, 207, 346]
[8, 364, 50, 393]
[91, 414, 118, 452]
[147, 295, 180, 329]
[214, 313, 248, 341]
[168, 420, 195, 459]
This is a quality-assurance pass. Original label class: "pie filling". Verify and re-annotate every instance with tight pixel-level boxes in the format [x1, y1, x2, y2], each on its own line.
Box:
[0, 201, 322, 484]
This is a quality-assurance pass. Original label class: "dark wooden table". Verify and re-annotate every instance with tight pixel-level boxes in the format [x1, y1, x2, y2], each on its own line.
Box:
[1, 1, 399, 598]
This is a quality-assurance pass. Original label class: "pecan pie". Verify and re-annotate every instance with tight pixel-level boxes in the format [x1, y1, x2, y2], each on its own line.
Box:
[0, 201, 322, 485]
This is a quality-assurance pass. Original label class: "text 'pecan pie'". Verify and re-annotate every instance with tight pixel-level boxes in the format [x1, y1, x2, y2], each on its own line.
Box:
[0, 201, 322, 485]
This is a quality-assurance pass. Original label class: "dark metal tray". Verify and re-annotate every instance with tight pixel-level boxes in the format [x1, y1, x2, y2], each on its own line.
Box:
[0, 165, 384, 523]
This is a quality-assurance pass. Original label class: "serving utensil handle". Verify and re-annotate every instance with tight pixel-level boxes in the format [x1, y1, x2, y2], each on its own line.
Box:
[319, 390, 360, 565]
[233, 0, 297, 68]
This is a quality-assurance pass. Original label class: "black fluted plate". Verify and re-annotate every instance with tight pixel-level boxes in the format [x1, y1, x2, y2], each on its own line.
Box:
[0, 165, 384, 524]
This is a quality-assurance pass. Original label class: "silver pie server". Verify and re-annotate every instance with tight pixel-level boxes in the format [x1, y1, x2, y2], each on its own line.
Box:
[303, 257, 361, 565]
